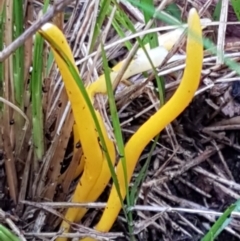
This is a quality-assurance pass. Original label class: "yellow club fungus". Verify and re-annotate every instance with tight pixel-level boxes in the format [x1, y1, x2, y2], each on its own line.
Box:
[39, 7, 204, 241]
[38, 20, 187, 233]
[73, 26, 196, 224]
[38, 24, 116, 241]
[80, 7, 203, 241]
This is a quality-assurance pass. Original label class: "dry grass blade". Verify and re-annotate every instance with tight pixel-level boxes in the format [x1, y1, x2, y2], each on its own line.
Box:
[216, 0, 229, 64]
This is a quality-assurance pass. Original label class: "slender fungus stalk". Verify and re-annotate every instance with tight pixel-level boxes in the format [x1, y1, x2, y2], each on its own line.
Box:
[38, 22, 173, 239]
[80, 8, 203, 241]
[38, 24, 116, 241]
[72, 18, 208, 222]
[72, 20, 209, 223]
[73, 32, 183, 223]
[39, 7, 204, 240]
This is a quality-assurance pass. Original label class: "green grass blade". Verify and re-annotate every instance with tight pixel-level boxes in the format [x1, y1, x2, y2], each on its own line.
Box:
[31, 0, 50, 162]
[113, 0, 165, 105]
[231, 0, 240, 20]
[13, 0, 24, 108]
[104, 4, 133, 50]
[130, 134, 159, 204]
[213, 0, 222, 21]
[101, 43, 126, 209]
[139, 0, 166, 103]
[112, 18, 132, 50]
[203, 38, 240, 76]
[140, 0, 158, 48]
[156, 76, 165, 103]
[101, 43, 136, 236]
[90, 0, 111, 51]
[42, 0, 50, 13]
[0, 225, 20, 241]
[201, 199, 240, 241]
[165, 3, 182, 21]
[0, 4, 5, 111]
[128, 0, 181, 26]
[12, 0, 27, 155]
[31, 33, 45, 161]
[46, 51, 54, 75]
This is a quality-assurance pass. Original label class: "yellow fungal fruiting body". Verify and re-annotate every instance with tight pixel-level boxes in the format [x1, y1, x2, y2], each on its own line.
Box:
[80, 8, 203, 241]
[74, 17, 209, 223]
[39, 7, 204, 241]
[72, 23, 185, 224]
[71, 26, 188, 223]
[38, 24, 116, 241]
[73, 40, 172, 223]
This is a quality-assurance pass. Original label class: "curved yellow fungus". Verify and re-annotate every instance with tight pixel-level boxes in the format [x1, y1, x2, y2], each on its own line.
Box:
[73, 16, 209, 180]
[71, 21, 209, 220]
[38, 24, 116, 241]
[40, 7, 204, 240]
[71, 15, 210, 179]
[53, 19, 197, 227]
[60, 26, 185, 181]
[81, 7, 203, 240]
[73, 35, 181, 223]
[73, 47, 170, 223]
